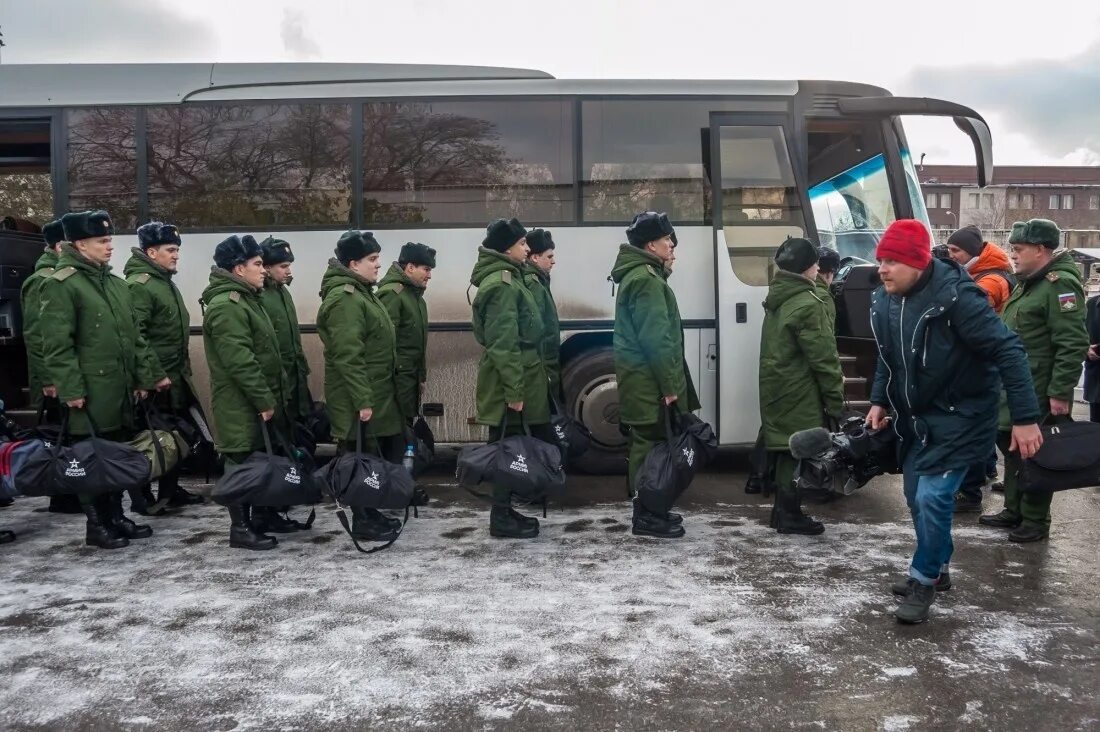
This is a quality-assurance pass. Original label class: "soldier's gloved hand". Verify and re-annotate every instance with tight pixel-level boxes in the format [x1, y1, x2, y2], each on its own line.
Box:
[66, 397, 86, 409]
[1049, 397, 1071, 416]
[43, 386, 57, 398]
[259, 409, 274, 422]
[154, 377, 172, 392]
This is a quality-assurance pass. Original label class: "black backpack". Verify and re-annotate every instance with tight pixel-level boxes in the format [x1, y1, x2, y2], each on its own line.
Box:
[1022, 419, 1100, 493]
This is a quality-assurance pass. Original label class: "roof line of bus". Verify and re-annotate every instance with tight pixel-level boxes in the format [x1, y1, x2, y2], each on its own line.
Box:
[0, 63, 890, 107]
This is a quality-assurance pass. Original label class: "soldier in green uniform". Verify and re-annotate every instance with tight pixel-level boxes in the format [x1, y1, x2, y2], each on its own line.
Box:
[523, 229, 562, 399]
[39, 210, 159, 548]
[758, 238, 845, 535]
[610, 212, 700, 539]
[471, 217, 552, 539]
[377, 242, 435, 423]
[124, 221, 204, 511]
[258, 236, 311, 424]
[317, 231, 404, 543]
[201, 235, 289, 551]
[979, 219, 1089, 542]
[22, 219, 83, 514]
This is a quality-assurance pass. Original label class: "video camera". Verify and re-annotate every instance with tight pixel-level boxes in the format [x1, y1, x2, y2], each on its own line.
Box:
[788, 415, 899, 497]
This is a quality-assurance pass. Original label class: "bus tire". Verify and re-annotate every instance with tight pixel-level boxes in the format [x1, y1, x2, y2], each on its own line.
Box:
[560, 346, 627, 475]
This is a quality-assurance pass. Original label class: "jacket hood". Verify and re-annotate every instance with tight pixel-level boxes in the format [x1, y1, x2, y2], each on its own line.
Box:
[764, 270, 819, 312]
[470, 246, 522, 287]
[201, 266, 260, 304]
[124, 247, 174, 280]
[320, 258, 374, 298]
[610, 244, 668, 284]
[970, 243, 1011, 275]
[379, 262, 424, 292]
[1025, 250, 1083, 285]
[34, 249, 58, 272]
[57, 242, 111, 275]
[525, 261, 551, 286]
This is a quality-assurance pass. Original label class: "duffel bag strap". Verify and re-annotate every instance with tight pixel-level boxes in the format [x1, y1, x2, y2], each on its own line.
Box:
[331, 500, 409, 555]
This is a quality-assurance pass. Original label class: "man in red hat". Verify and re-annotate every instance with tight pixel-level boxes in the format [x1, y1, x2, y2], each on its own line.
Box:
[865, 219, 1042, 624]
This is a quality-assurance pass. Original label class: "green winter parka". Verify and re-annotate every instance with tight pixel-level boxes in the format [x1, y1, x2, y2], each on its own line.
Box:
[317, 259, 403, 441]
[997, 251, 1090, 429]
[376, 263, 429, 421]
[610, 244, 700, 427]
[124, 248, 192, 409]
[20, 248, 59, 408]
[470, 247, 550, 426]
[201, 268, 288, 454]
[815, 274, 837, 334]
[38, 244, 160, 435]
[260, 276, 312, 421]
[758, 270, 845, 451]
[524, 263, 562, 397]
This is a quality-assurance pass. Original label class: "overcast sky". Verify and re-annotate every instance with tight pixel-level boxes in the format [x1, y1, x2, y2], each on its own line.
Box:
[3, 0, 1099, 167]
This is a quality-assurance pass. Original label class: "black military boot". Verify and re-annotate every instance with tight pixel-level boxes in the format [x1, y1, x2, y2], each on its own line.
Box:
[412, 485, 431, 507]
[351, 507, 401, 542]
[989, 481, 1005, 493]
[773, 493, 825, 535]
[894, 581, 937, 624]
[631, 502, 685, 539]
[490, 505, 539, 538]
[953, 491, 983, 513]
[744, 473, 763, 494]
[48, 494, 84, 514]
[978, 509, 1021, 529]
[1008, 524, 1049, 543]
[252, 506, 306, 534]
[82, 495, 129, 549]
[892, 570, 952, 597]
[229, 504, 277, 550]
[129, 484, 165, 516]
[667, 511, 684, 525]
[0, 529, 15, 544]
[109, 492, 153, 540]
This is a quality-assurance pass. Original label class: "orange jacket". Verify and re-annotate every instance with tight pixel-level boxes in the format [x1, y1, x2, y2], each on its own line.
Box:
[969, 243, 1014, 313]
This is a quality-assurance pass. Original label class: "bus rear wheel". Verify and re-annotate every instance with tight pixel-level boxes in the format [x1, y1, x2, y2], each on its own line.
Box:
[561, 347, 627, 475]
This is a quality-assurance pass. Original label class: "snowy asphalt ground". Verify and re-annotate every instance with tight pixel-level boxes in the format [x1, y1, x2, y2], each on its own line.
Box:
[1, 450, 1098, 732]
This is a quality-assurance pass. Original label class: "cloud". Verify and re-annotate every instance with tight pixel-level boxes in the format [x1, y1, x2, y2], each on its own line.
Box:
[901, 41, 1100, 160]
[0, 0, 217, 62]
[280, 8, 319, 60]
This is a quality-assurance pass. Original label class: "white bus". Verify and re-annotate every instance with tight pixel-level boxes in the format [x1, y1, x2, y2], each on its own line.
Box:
[0, 63, 992, 472]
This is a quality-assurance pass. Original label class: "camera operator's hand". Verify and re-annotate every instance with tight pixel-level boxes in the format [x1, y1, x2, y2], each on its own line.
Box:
[1010, 423, 1043, 460]
[865, 405, 890, 431]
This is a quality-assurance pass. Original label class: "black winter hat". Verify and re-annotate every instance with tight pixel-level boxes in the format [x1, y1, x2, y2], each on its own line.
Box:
[42, 219, 65, 247]
[947, 225, 984, 257]
[398, 242, 436, 268]
[260, 236, 295, 265]
[817, 246, 841, 275]
[213, 235, 263, 271]
[61, 210, 113, 242]
[336, 230, 381, 265]
[483, 217, 527, 252]
[526, 228, 555, 255]
[137, 221, 182, 249]
[775, 237, 819, 274]
[626, 211, 675, 248]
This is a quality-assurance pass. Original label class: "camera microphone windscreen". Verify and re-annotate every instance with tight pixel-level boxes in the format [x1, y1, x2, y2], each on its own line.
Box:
[789, 427, 833, 460]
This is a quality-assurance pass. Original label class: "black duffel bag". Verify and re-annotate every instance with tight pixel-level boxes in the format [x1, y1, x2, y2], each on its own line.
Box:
[548, 388, 591, 464]
[634, 404, 716, 515]
[210, 419, 322, 509]
[1022, 419, 1100, 493]
[456, 410, 567, 503]
[16, 408, 151, 497]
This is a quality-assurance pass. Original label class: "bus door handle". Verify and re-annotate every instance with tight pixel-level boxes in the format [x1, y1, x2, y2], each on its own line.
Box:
[735, 303, 748, 323]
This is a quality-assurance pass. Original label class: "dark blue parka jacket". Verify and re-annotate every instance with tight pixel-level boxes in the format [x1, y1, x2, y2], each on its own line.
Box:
[869, 258, 1040, 474]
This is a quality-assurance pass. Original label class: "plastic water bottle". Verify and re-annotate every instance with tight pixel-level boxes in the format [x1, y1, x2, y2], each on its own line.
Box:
[402, 443, 416, 475]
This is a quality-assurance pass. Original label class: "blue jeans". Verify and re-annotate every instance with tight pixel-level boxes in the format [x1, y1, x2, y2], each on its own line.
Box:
[902, 450, 966, 586]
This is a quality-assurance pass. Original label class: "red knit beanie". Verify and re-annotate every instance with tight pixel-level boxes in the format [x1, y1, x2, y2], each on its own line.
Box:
[875, 220, 931, 270]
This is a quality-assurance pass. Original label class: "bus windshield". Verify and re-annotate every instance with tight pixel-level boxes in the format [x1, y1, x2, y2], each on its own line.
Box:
[809, 154, 896, 263]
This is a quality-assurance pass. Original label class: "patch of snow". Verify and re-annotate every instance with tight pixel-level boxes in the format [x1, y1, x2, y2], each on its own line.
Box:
[882, 715, 920, 731]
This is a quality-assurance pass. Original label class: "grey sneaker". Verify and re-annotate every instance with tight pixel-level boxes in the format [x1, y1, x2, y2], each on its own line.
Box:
[895, 581, 937, 624]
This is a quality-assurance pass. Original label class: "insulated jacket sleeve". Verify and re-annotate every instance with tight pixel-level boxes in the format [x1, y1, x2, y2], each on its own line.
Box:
[20, 279, 47, 385]
[632, 279, 687, 398]
[792, 302, 845, 415]
[205, 303, 276, 413]
[325, 295, 375, 411]
[129, 285, 168, 385]
[481, 285, 525, 404]
[951, 285, 1040, 424]
[1045, 279, 1090, 401]
[378, 288, 403, 330]
[38, 278, 86, 402]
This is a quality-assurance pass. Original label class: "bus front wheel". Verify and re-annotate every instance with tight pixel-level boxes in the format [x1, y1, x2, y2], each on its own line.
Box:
[561, 347, 627, 475]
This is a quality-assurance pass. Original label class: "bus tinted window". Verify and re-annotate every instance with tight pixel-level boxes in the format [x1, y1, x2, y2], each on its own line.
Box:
[362, 100, 574, 225]
[0, 118, 52, 226]
[581, 100, 714, 224]
[146, 104, 352, 228]
[68, 108, 138, 231]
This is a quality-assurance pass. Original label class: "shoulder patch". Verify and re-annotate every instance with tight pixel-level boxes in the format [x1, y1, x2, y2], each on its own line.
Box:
[228, 291, 241, 303]
[645, 265, 659, 277]
[132, 273, 152, 285]
[343, 283, 355, 294]
[1046, 271, 1060, 282]
[393, 283, 405, 295]
[501, 270, 513, 285]
[51, 266, 77, 282]
[1057, 292, 1079, 312]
